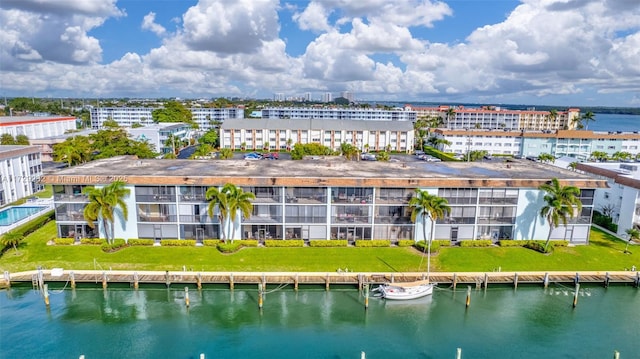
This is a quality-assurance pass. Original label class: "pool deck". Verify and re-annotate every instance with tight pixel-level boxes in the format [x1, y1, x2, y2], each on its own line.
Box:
[5, 269, 640, 290]
[0, 200, 53, 235]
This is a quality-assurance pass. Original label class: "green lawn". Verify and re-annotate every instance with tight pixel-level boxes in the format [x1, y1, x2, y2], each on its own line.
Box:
[1, 222, 638, 273]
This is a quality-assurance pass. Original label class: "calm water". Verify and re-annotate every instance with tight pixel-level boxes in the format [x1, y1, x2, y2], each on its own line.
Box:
[0, 206, 45, 226]
[584, 113, 639, 133]
[1, 284, 638, 358]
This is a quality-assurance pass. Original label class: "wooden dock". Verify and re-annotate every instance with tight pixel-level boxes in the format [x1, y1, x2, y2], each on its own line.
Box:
[3, 269, 640, 290]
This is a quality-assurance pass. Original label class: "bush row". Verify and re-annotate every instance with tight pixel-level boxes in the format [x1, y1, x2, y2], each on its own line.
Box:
[355, 239, 390, 247]
[459, 240, 493, 247]
[265, 240, 305, 247]
[309, 240, 348, 247]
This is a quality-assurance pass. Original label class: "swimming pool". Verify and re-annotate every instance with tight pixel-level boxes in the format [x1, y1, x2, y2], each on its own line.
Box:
[0, 206, 46, 226]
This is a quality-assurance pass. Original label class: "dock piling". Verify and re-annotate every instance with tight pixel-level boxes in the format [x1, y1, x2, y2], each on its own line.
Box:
[258, 283, 263, 310]
[452, 273, 457, 290]
[635, 272, 640, 288]
[543, 272, 549, 288]
[573, 283, 580, 308]
[465, 286, 471, 308]
[456, 348, 462, 359]
[4, 271, 10, 288]
[229, 273, 234, 290]
[574, 272, 580, 285]
[197, 273, 202, 290]
[185, 287, 190, 308]
[294, 274, 299, 291]
[165, 271, 170, 288]
[364, 283, 369, 310]
[604, 272, 610, 288]
[325, 273, 330, 291]
[102, 271, 107, 289]
[513, 272, 518, 289]
[133, 272, 139, 290]
[70, 271, 76, 289]
[613, 350, 620, 359]
[43, 284, 50, 307]
[484, 273, 489, 290]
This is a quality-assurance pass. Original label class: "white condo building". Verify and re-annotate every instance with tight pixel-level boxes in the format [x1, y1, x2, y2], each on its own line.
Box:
[220, 118, 414, 152]
[260, 107, 416, 122]
[0, 116, 77, 139]
[0, 146, 43, 206]
[90, 107, 244, 131]
[576, 162, 640, 237]
[406, 105, 580, 131]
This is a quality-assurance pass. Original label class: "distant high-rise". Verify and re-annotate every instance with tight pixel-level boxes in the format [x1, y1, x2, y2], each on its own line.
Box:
[274, 93, 285, 102]
[304, 92, 312, 102]
[340, 91, 354, 103]
[321, 92, 332, 103]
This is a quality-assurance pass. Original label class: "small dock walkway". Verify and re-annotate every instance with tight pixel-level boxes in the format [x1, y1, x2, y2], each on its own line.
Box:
[4, 269, 640, 290]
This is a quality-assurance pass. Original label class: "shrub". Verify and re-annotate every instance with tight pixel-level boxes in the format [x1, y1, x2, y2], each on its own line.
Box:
[433, 240, 451, 247]
[53, 238, 74, 245]
[397, 240, 414, 247]
[355, 240, 390, 247]
[80, 238, 104, 245]
[238, 240, 259, 247]
[524, 240, 553, 253]
[593, 211, 618, 232]
[101, 239, 127, 252]
[459, 240, 493, 247]
[128, 239, 154, 246]
[498, 240, 527, 247]
[161, 239, 196, 247]
[203, 239, 220, 247]
[217, 241, 243, 253]
[309, 240, 348, 247]
[10, 210, 55, 238]
[414, 240, 440, 253]
[265, 240, 304, 247]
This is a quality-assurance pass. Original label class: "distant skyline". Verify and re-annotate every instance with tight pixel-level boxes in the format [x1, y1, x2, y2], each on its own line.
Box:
[1, 0, 639, 107]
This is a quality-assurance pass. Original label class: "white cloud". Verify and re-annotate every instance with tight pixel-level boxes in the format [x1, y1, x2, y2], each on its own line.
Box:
[0, 0, 639, 106]
[142, 12, 167, 37]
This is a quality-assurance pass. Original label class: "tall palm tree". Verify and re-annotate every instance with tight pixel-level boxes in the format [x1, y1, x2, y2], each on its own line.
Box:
[445, 108, 456, 127]
[83, 181, 130, 245]
[581, 111, 596, 130]
[547, 109, 558, 130]
[224, 184, 255, 242]
[539, 178, 582, 251]
[409, 190, 450, 278]
[206, 184, 255, 243]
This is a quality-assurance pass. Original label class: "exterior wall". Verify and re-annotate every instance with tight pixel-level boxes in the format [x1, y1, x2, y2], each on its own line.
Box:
[51, 183, 594, 245]
[617, 186, 639, 236]
[0, 147, 43, 205]
[91, 107, 244, 131]
[261, 107, 417, 121]
[0, 117, 76, 140]
[127, 124, 192, 155]
[221, 128, 413, 152]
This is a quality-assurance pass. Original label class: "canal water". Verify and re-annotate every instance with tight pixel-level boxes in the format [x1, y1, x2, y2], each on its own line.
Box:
[1, 283, 638, 358]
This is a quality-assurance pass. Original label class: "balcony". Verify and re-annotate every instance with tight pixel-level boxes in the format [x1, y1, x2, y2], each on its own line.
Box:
[136, 194, 177, 202]
[138, 213, 177, 222]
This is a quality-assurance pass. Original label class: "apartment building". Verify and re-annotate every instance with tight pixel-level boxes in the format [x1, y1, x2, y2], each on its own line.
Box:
[0, 146, 43, 206]
[42, 156, 604, 245]
[219, 119, 414, 152]
[90, 107, 244, 131]
[431, 129, 640, 159]
[260, 107, 417, 122]
[0, 115, 77, 139]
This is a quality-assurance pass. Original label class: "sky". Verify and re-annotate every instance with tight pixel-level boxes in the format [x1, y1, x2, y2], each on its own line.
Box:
[1, 0, 639, 107]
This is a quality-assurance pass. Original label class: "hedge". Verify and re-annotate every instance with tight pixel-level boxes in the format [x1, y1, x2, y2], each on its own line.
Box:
[101, 239, 127, 252]
[355, 239, 390, 247]
[9, 210, 55, 238]
[217, 241, 243, 253]
[415, 241, 440, 253]
[309, 240, 348, 247]
[203, 239, 220, 247]
[264, 240, 304, 247]
[80, 238, 104, 245]
[161, 239, 196, 247]
[53, 238, 74, 245]
[498, 240, 526, 247]
[238, 240, 259, 247]
[397, 240, 414, 247]
[459, 240, 493, 247]
[128, 239, 155, 246]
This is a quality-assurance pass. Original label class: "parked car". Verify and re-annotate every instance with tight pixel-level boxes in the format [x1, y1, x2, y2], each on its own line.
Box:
[361, 153, 377, 161]
[244, 152, 262, 160]
[263, 152, 279, 160]
[414, 150, 425, 156]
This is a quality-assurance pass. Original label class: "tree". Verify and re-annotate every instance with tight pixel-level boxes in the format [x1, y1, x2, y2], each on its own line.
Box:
[538, 153, 556, 164]
[52, 136, 91, 167]
[445, 108, 456, 126]
[198, 129, 218, 147]
[376, 151, 390, 161]
[164, 134, 181, 155]
[581, 111, 596, 130]
[624, 228, 639, 254]
[547, 109, 558, 130]
[567, 162, 578, 171]
[152, 101, 196, 127]
[467, 150, 487, 162]
[218, 148, 233, 159]
[0, 231, 23, 252]
[206, 184, 254, 243]
[590, 151, 609, 162]
[409, 190, 450, 277]
[340, 143, 358, 160]
[612, 151, 632, 162]
[83, 181, 130, 245]
[0, 134, 16, 145]
[15, 134, 30, 145]
[539, 178, 583, 251]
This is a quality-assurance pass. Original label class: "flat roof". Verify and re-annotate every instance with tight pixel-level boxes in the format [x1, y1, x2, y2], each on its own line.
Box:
[0, 116, 76, 126]
[0, 145, 40, 159]
[576, 162, 640, 190]
[41, 156, 607, 189]
[435, 129, 640, 140]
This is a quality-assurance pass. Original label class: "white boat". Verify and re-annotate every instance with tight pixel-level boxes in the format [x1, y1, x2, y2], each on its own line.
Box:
[375, 279, 433, 300]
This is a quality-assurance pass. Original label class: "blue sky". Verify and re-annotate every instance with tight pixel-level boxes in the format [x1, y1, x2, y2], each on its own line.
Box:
[1, 0, 639, 107]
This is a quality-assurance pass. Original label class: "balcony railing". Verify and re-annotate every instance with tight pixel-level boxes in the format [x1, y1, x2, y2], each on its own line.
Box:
[179, 194, 207, 202]
[284, 216, 325, 224]
[54, 194, 88, 202]
[136, 194, 177, 202]
[138, 214, 177, 222]
[332, 215, 371, 224]
[179, 215, 214, 223]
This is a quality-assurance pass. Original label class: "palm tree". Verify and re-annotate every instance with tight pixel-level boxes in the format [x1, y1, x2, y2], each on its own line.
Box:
[547, 109, 558, 130]
[409, 190, 450, 278]
[83, 181, 130, 245]
[567, 162, 578, 171]
[445, 108, 456, 127]
[224, 184, 255, 242]
[206, 184, 254, 243]
[538, 153, 556, 164]
[0, 231, 23, 252]
[624, 228, 639, 254]
[581, 111, 596, 130]
[539, 178, 582, 251]
[590, 151, 609, 162]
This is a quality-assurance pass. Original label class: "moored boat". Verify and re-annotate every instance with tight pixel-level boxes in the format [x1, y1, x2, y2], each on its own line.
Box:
[375, 279, 433, 300]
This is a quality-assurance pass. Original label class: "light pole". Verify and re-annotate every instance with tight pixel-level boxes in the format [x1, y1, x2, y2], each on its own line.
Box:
[466, 136, 472, 162]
